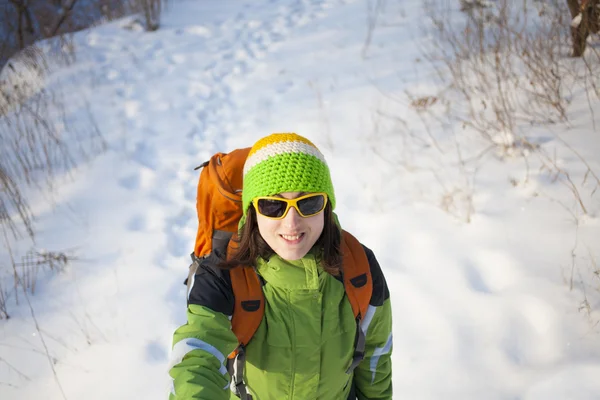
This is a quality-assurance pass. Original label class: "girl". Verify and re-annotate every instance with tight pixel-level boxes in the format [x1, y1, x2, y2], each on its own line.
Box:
[169, 133, 393, 399]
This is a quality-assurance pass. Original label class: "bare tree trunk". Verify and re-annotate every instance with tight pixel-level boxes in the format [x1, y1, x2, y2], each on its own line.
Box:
[45, 0, 79, 37]
[589, 0, 600, 34]
[567, 0, 586, 57]
[141, 0, 161, 31]
[8, 0, 34, 49]
[22, 2, 34, 34]
[567, 0, 600, 57]
[16, 9, 24, 49]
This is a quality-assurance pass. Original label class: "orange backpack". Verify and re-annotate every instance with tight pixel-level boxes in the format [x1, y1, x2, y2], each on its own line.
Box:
[188, 148, 372, 399]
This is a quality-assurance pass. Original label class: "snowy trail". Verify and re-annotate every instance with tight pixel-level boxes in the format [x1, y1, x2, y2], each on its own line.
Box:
[74, 0, 348, 262]
[1, 1, 365, 399]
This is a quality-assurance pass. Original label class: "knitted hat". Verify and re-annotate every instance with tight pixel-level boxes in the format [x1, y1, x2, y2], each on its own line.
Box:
[242, 133, 336, 219]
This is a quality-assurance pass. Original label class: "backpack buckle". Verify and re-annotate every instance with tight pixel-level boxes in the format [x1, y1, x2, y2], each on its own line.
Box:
[230, 345, 253, 400]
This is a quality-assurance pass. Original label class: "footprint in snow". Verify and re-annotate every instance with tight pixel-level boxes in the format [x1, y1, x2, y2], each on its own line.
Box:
[204, 60, 217, 71]
[132, 141, 158, 170]
[466, 249, 522, 293]
[118, 174, 141, 190]
[170, 208, 195, 229]
[118, 167, 156, 191]
[463, 262, 490, 294]
[145, 340, 168, 363]
[235, 11, 245, 21]
[127, 214, 147, 231]
[242, 42, 259, 60]
[253, 32, 270, 52]
[209, 69, 228, 83]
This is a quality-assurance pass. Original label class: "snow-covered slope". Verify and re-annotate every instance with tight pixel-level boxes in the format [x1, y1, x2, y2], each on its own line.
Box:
[1, 0, 599, 399]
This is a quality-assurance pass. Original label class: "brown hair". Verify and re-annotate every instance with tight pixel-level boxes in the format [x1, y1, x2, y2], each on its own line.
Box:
[219, 202, 342, 276]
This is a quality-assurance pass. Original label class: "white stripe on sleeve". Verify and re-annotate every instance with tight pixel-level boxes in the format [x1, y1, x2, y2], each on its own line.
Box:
[370, 332, 393, 384]
[360, 305, 377, 338]
[170, 337, 229, 377]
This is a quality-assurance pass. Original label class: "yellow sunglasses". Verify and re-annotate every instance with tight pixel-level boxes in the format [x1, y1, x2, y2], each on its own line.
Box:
[252, 193, 328, 220]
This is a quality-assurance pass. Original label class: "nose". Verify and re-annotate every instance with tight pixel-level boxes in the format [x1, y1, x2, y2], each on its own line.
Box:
[283, 206, 301, 228]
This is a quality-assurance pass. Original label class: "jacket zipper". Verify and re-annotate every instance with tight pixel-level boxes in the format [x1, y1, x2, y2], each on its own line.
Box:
[289, 291, 296, 399]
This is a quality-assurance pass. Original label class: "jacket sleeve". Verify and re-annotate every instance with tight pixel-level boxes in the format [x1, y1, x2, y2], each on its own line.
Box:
[169, 261, 238, 400]
[354, 247, 393, 400]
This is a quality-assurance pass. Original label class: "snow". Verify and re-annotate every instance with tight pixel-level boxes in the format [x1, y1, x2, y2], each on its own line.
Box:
[1, 0, 599, 399]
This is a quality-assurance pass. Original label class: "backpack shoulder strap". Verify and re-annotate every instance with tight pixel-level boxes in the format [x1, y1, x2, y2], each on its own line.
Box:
[341, 229, 373, 374]
[227, 235, 265, 354]
[229, 266, 264, 349]
[341, 229, 372, 319]
[226, 236, 263, 399]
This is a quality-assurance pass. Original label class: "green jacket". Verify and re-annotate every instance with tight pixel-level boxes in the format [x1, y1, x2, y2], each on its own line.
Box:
[169, 245, 393, 399]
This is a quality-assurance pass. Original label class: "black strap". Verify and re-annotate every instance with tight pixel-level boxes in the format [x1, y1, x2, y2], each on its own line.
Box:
[194, 160, 210, 170]
[231, 346, 253, 400]
[346, 378, 357, 400]
[346, 316, 366, 374]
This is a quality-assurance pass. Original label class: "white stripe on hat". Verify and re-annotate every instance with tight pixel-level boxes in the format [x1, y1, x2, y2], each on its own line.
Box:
[243, 140, 327, 176]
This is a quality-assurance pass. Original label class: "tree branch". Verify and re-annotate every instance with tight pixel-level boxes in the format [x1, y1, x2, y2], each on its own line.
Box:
[45, 0, 79, 37]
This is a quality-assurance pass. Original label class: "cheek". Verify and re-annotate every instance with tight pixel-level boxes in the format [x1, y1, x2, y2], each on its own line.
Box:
[308, 213, 325, 236]
[256, 213, 278, 238]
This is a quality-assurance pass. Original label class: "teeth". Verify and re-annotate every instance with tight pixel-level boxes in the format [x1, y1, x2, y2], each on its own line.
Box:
[281, 234, 302, 241]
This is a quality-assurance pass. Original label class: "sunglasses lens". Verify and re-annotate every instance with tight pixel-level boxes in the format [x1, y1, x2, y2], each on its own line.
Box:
[297, 194, 325, 216]
[257, 199, 287, 218]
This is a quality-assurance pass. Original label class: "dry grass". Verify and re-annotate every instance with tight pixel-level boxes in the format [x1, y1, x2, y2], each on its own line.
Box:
[415, 0, 600, 320]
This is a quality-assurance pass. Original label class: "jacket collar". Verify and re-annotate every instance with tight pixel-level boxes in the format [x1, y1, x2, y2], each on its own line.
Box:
[256, 250, 324, 290]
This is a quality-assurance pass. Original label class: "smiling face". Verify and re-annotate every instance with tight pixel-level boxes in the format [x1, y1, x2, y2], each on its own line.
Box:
[255, 192, 325, 261]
